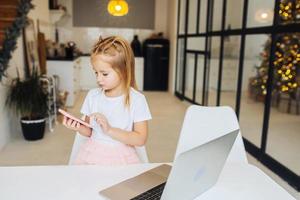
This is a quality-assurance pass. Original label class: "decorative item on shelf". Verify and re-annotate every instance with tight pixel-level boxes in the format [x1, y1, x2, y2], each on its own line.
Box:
[131, 35, 142, 57]
[65, 41, 76, 59]
[58, 44, 66, 58]
[107, 0, 129, 16]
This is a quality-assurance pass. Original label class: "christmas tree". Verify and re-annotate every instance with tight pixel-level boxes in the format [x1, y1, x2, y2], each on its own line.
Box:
[273, 33, 300, 96]
[249, 38, 270, 101]
[249, 0, 300, 101]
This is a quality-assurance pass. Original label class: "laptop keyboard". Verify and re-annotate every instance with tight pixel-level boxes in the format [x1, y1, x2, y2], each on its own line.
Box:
[130, 182, 166, 200]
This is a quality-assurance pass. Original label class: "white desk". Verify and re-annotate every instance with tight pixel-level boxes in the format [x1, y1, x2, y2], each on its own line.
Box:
[0, 163, 295, 200]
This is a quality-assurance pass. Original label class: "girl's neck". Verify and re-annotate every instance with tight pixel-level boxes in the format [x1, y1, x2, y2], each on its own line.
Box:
[104, 84, 126, 97]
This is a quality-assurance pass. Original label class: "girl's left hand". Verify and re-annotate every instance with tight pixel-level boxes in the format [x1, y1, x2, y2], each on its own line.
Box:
[89, 113, 112, 134]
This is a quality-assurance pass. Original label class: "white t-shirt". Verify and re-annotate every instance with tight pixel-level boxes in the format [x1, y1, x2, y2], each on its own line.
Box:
[80, 87, 152, 144]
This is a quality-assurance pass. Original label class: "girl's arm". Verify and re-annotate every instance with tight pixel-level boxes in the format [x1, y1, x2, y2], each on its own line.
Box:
[62, 115, 92, 137]
[107, 121, 148, 146]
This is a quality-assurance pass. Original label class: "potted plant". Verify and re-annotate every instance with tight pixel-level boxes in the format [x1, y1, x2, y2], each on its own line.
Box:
[5, 69, 48, 140]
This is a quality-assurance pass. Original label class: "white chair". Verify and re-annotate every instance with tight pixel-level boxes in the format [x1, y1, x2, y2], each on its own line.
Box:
[68, 133, 149, 165]
[174, 105, 248, 164]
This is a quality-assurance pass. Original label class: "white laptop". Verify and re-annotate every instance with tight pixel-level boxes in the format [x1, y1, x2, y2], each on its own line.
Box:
[99, 129, 239, 200]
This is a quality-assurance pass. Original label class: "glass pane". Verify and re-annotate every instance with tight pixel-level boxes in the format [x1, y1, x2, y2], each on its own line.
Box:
[187, 37, 205, 51]
[176, 38, 185, 94]
[266, 33, 300, 175]
[179, 0, 186, 34]
[239, 34, 270, 147]
[198, 0, 207, 33]
[247, 0, 274, 28]
[208, 37, 221, 106]
[220, 36, 241, 109]
[195, 55, 205, 104]
[185, 53, 196, 100]
[212, 0, 223, 31]
[188, 0, 198, 34]
[225, 0, 244, 29]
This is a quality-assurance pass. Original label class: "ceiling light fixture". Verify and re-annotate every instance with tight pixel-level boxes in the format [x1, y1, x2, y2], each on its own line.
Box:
[107, 0, 129, 17]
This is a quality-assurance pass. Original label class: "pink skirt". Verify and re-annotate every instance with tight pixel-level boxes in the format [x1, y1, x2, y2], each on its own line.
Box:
[73, 139, 141, 166]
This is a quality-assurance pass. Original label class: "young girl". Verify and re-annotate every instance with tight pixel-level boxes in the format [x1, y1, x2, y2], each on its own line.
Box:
[62, 36, 152, 165]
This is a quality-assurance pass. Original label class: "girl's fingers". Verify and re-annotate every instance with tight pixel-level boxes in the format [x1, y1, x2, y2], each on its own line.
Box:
[63, 116, 71, 126]
[71, 120, 77, 127]
[61, 117, 81, 131]
[67, 119, 76, 127]
[66, 119, 72, 126]
[90, 113, 101, 119]
[96, 119, 103, 125]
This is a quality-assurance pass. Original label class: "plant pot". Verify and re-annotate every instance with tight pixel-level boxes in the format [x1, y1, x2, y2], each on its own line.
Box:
[20, 117, 46, 141]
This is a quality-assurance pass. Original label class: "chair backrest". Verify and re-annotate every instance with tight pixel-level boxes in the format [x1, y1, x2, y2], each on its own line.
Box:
[68, 133, 149, 165]
[174, 105, 248, 164]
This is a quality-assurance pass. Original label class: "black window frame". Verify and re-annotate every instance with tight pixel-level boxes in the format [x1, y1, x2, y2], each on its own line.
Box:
[175, 0, 300, 191]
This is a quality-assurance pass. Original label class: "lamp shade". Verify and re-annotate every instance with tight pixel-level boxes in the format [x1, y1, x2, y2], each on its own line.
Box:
[107, 0, 129, 16]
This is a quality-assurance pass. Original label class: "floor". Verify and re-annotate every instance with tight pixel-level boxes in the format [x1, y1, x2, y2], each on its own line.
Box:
[0, 91, 299, 199]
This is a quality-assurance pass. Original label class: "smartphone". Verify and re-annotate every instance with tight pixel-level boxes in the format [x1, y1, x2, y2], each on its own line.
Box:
[58, 108, 92, 128]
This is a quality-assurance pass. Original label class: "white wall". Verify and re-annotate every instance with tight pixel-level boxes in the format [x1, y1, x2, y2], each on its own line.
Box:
[155, 0, 168, 35]
[166, 0, 178, 93]
[0, 37, 25, 150]
[0, 0, 51, 150]
[28, 0, 51, 39]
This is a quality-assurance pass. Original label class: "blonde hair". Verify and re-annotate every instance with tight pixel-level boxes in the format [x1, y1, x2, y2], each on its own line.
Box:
[91, 36, 137, 106]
